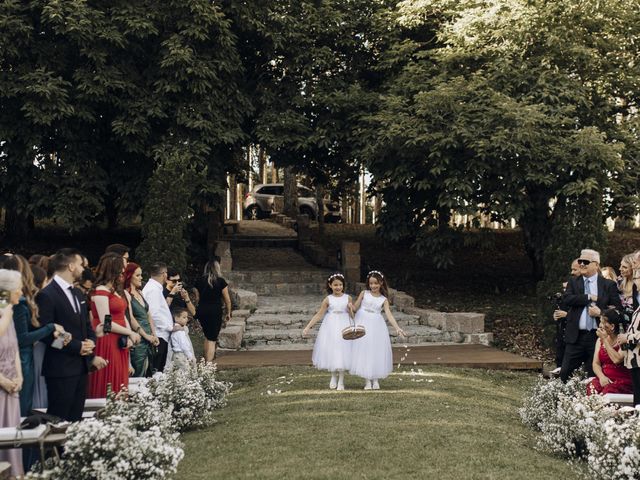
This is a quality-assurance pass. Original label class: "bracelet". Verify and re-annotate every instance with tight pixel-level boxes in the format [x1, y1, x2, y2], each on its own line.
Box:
[185, 299, 191, 303]
[168, 293, 175, 298]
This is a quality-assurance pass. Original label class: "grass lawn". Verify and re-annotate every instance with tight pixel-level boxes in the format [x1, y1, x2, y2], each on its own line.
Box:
[177, 366, 579, 480]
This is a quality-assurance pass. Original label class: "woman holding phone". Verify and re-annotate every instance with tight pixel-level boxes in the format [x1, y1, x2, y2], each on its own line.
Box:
[88, 253, 140, 398]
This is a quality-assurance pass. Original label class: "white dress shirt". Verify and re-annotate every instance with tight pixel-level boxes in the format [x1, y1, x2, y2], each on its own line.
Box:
[53, 275, 79, 313]
[171, 326, 195, 361]
[142, 278, 174, 342]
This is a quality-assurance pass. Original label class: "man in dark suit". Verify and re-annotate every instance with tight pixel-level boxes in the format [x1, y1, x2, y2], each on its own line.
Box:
[560, 249, 622, 382]
[36, 248, 106, 421]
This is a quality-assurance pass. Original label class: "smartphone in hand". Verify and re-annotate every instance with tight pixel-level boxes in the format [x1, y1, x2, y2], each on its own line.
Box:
[52, 335, 65, 349]
[103, 314, 112, 334]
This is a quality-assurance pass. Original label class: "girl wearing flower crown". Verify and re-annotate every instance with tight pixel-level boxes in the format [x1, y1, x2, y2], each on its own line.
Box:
[349, 271, 406, 390]
[303, 273, 353, 390]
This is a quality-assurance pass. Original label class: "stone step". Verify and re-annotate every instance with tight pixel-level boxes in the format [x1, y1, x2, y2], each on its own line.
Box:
[245, 311, 421, 331]
[228, 270, 332, 285]
[230, 238, 298, 248]
[242, 325, 461, 349]
[230, 282, 329, 296]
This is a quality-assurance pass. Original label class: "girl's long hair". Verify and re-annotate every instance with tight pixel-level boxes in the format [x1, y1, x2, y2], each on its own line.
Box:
[3, 254, 39, 326]
[366, 271, 389, 298]
[204, 259, 223, 288]
[94, 253, 125, 295]
[326, 273, 345, 294]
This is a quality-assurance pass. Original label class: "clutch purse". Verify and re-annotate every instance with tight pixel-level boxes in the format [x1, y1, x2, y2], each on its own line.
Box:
[342, 315, 366, 340]
[118, 335, 129, 349]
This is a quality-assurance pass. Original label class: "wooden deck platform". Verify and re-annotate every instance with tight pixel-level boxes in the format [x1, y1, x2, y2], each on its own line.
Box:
[216, 344, 543, 371]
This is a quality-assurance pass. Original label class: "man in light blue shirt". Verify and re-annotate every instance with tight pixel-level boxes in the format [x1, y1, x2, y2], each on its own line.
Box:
[560, 249, 623, 382]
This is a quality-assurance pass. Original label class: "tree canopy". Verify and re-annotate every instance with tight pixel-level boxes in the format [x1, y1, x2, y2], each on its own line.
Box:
[1, 0, 639, 275]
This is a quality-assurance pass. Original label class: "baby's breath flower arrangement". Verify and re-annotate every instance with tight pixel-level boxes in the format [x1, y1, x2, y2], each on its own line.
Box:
[147, 360, 232, 431]
[520, 375, 640, 478]
[27, 416, 183, 480]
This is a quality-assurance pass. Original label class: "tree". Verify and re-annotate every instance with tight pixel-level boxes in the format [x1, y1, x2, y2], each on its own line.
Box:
[362, 0, 639, 278]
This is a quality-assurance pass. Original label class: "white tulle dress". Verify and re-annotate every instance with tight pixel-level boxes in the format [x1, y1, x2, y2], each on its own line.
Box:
[349, 291, 393, 380]
[312, 294, 352, 372]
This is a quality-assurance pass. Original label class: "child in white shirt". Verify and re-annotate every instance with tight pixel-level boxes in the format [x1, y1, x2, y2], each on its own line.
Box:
[170, 308, 196, 368]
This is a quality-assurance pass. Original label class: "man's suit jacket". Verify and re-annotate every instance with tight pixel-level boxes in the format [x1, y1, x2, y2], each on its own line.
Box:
[562, 274, 622, 344]
[35, 280, 96, 378]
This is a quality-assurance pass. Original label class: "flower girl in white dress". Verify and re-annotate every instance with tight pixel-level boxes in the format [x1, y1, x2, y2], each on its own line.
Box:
[303, 273, 353, 390]
[349, 271, 406, 390]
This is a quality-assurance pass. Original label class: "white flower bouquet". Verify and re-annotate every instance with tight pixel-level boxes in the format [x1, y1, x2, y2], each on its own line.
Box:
[27, 416, 183, 480]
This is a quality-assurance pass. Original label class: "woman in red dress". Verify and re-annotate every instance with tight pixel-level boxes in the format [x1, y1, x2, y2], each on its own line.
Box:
[88, 253, 140, 398]
[587, 308, 633, 395]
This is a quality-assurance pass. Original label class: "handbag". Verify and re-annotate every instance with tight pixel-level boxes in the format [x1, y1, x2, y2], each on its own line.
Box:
[118, 335, 129, 349]
[342, 315, 366, 340]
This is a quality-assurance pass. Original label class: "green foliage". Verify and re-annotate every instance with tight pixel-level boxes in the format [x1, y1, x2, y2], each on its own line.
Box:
[537, 194, 607, 337]
[136, 150, 198, 272]
[362, 0, 639, 277]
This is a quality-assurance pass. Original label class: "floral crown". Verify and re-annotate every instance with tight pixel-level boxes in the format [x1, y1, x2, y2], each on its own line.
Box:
[367, 270, 384, 279]
[327, 273, 345, 282]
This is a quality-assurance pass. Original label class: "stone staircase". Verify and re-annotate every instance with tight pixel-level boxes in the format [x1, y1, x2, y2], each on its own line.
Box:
[227, 270, 331, 296]
[215, 231, 492, 351]
[241, 295, 463, 350]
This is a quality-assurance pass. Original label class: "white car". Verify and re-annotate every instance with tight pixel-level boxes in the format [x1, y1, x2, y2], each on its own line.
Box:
[243, 183, 342, 222]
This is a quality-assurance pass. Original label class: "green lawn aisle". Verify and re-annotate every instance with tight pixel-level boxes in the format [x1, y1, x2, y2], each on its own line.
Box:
[177, 367, 578, 479]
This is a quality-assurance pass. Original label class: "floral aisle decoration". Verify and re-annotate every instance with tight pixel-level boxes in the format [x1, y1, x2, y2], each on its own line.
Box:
[146, 360, 232, 432]
[520, 376, 640, 479]
[27, 416, 184, 480]
[29, 360, 231, 478]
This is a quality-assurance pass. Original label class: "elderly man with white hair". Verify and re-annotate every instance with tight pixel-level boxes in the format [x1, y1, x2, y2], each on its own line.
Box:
[560, 249, 623, 382]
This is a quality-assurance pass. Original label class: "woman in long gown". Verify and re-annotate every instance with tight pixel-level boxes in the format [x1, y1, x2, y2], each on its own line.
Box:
[0, 269, 25, 478]
[88, 254, 140, 398]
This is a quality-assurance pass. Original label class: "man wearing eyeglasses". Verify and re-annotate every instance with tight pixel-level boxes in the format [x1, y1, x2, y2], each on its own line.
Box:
[560, 249, 622, 382]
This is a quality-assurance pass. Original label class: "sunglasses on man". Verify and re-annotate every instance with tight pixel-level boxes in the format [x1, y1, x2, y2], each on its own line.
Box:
[168, 277, 181, 283]
[577, 259, 591, 266]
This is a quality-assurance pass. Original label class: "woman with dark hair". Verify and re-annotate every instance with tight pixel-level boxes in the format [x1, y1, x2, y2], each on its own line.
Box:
[587, 308, 633, 395]
[3, 255, 67, 417]
[124, 262, 159, 377]
[88, 253, 140, 398]
[195, 258, 232, 362]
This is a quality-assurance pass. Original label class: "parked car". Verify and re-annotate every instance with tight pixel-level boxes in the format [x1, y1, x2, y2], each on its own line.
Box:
[243, 183, 342, 222]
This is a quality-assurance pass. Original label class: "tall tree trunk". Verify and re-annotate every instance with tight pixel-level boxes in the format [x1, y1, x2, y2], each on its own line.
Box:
[105, 193, 119, 230]
[521, 189, 553, 281]
[283, 166, 298, 218]
[315, 182, 325, 237]
[258, 146, 267, 184]
[4, 205, 30, 240]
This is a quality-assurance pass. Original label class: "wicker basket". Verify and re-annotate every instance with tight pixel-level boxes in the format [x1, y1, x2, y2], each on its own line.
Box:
[342, 324, 366, 340]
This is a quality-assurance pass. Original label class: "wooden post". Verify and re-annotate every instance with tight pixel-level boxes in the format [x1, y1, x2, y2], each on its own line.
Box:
[341, 241, 361, 285]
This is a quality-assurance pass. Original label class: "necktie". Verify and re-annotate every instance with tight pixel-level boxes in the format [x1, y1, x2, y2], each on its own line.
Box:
[584, 279, 593, 329]
[68, 286, 80, 314]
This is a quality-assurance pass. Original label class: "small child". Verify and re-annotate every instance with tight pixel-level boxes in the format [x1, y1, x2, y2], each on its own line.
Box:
[170, 308, 196, 368]
[349, 271, 406, 390]
[303, 273, 353, 390]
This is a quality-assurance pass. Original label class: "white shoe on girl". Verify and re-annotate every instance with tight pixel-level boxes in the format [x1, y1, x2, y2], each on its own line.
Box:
[372, 380, 380, 390]
[330, 373, 338, 389]
[364, 379, 372, 390]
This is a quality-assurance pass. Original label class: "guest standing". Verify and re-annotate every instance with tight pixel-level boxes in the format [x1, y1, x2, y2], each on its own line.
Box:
[125, 263, 159, 377]
[560, 249, 623, 382]
[164, 268, 196, 316]
[88, 253, 140, 397]
[195, 259, 232, 362]
[3, 255, 66, 415]
[0, 269, 25, 478]
[619, 254, 639, 311]
[143, 263, 174, 372]
[36, 249, 104, 421]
